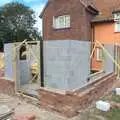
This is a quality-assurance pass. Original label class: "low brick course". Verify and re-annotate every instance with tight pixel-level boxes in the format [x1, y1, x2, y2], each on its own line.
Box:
[13, 114, 36, 120]
[0, 73, 117, 117]
[0, 79, 15, 96]
[39, 73, 117, 117]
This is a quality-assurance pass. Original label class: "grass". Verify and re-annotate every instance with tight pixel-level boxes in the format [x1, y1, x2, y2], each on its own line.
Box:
[102, 92, 120, 103]
[81, 92, 120, 120]
[93, 93, 120, 120]
[93, 108, 120, 120]
[111, 94, 120, 103]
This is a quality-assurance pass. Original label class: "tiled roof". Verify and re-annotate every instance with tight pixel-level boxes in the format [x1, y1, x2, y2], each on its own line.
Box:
[40, 0, 120, 23]
[40, 0, 98, 18]
[79, 0, 95, 7]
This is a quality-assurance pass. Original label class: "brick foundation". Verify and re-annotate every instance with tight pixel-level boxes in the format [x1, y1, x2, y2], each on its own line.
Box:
[0, 73, 117, 117]
[0, 79, 15, 96]
[39, 73, 117, 117]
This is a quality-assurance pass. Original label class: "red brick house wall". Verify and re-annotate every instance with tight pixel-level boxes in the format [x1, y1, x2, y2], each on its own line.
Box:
[93, 0, 120, 19]
[91, 0, 120, 71]
[42, 0, 97, 40]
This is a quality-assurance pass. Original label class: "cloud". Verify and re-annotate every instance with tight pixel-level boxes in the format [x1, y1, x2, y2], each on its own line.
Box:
[0, 0, 12, 6]
[23, 0, 38, 3]
[31, 4, 45, 32]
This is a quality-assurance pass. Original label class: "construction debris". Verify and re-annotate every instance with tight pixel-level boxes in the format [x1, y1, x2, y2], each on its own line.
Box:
[96, 100, 110, 112]
[0, 105, 14, 120]
[0, 110, 13, 120]
[0, 105, 11, 115]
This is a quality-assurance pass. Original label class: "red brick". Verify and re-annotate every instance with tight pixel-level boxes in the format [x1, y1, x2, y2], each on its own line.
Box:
[42, 0, 94, 41]
[38, 73, 117, 117]
[13, 114, 36, 120]
[0, 79, 15, 96]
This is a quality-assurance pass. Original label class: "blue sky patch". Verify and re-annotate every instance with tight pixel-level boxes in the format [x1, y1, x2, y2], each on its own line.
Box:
[0, 0, 48, 32]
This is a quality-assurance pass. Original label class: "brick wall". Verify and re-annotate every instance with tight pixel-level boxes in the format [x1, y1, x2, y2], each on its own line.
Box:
[42, 0, 94, 40]
[0, 79, 15, 96]
[38, 73, 117, 117]
[93, 0, 120, 19]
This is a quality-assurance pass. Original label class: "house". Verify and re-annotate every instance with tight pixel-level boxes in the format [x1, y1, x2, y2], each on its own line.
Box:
[0, 0, 118, 117]
[40, 0, 98, 40]
[40, 0, 100, 90]
[91, 0, 120, 75]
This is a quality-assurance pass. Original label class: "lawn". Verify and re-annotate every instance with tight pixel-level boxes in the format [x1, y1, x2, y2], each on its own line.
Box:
[92, 93, 120, 120]
[79, 93, 120, 120]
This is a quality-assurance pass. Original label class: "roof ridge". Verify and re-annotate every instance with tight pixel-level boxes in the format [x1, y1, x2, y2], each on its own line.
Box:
[40, 0, 98, 18]
[79, 0, 88, 7]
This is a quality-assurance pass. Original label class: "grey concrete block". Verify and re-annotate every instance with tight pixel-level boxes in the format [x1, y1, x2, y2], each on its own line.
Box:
[44, 40, 91, 90]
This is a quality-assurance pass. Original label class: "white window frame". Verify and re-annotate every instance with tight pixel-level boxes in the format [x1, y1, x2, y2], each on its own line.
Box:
[114, 13, 120, 21]
[114, 13, 120, 32]
[115, 22, 120, 32]
[96, 47, 103, 61]
[53, 15, 70, 29]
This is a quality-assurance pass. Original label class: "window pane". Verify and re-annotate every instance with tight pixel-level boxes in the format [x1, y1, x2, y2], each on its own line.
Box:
[99, 49, 103, 59]
[96, 48, 103, 60]
[65, 15, 70, 27]
[114, 13, 120, 20]
[96, 48, 99, 60]
[53, 17, 55, 28]
[56, 18, 60, 29]
[117, 23, 120, 32]
[59, 16, 65, 28]
[53, 15, 71, 29]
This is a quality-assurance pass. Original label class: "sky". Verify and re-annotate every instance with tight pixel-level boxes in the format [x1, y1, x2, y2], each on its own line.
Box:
[0, 0, 47, 32]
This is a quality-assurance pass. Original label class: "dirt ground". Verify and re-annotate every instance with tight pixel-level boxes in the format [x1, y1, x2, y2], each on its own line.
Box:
[0, 80, 119, 120]
[0, 93, 84, 120]
[0, 93, 118, 120]
[0, 92, 105, 120]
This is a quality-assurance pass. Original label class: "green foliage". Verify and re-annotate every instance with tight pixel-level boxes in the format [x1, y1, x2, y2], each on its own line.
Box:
[0, 2, 42, 50]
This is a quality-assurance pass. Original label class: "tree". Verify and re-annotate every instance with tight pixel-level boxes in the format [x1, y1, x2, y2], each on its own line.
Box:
[30, 28, 43, 41]
[0, 2, 41, 50]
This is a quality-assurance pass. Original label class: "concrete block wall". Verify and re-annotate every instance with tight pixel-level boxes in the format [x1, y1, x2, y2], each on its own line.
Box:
[44, 40, 69, 90]
[4, 43, 14, 80]
[44, 40, 91, 90]
[67, 41, 91, 89]
[4, 43, 31, 88]
[4, 42, 40, 90]
[104, 45, 115, 74]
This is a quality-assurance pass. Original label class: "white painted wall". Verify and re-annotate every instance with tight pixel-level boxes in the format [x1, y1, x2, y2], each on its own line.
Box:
[104, 45, 114, 74]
